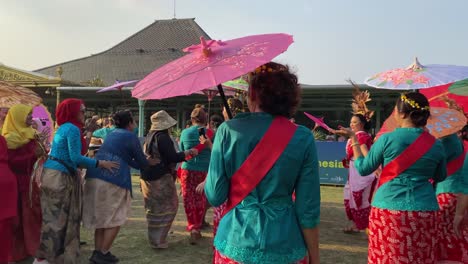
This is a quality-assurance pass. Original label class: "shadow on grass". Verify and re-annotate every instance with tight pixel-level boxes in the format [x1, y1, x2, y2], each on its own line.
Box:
[19, 181, 368, 264]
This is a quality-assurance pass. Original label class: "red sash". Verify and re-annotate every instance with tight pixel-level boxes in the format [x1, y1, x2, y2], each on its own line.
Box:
[223, 117, 297, 215]
[378, 131, 435, 188]
[447, 150, 466, 176]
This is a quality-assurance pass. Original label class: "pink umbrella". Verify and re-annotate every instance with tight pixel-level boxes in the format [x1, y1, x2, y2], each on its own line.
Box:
[97, 80, 139, 93]
[32, 104, 54, 143]
[304, 112, 334, 132]
[132, 34, 294, 118]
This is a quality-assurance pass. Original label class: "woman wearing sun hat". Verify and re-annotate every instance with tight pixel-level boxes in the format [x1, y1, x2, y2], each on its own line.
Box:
[141, 110, 198, 249]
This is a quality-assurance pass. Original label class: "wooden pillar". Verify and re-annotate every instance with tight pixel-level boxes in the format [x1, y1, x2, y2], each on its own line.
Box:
[138, 99, 146, 137]
[55, 89, 61, 107]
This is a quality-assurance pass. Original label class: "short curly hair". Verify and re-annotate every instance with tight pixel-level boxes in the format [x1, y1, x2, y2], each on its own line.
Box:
[249, 62, 301, 118]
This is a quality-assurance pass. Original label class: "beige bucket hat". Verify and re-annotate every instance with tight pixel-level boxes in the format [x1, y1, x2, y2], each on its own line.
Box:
[150, 110, 177, 131]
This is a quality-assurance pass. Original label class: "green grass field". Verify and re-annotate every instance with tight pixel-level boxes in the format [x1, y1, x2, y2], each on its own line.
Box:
[21, 177, 368, 264]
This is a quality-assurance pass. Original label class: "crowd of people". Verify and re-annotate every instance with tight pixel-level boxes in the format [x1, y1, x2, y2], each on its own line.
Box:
[0, 61, 467, 264]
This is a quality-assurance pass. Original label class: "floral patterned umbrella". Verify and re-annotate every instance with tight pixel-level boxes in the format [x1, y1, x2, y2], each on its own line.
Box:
[375, 107, 467, 140]
[0, 81, 42, 107]
[365, 58, 468, 90]
[132, 34, 294, 118]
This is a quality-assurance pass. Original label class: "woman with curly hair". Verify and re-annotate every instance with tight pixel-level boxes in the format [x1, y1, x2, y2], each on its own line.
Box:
[205, 62, 320, 264]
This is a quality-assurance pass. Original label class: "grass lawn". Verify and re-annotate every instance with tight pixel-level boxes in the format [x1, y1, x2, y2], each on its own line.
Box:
[21, 177, 368, 264]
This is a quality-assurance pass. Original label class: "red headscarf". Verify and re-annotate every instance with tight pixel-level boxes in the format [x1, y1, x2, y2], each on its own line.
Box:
[56, 98, 87, 155]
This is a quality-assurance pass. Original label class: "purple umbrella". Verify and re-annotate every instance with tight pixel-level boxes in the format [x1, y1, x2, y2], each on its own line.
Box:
[97, 80, 139, 93]
[365, 57, 468, 90]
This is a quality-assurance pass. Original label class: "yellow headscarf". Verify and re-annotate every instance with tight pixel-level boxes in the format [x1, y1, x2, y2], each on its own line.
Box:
[1, 104, 35, 149]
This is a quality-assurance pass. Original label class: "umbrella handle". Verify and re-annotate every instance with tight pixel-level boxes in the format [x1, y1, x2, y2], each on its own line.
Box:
[217, 84, 233, 119]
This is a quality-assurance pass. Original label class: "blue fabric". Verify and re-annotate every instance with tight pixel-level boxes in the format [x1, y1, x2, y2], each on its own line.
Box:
[355, 127, 447, 211]
[204, 112, 320, 264]
[437, 134, 466, 195]
[44, 123, 96, 172]
[86, 128, 148, 192]
[180, 125, 211, 172]
[92, 126, 116, 139]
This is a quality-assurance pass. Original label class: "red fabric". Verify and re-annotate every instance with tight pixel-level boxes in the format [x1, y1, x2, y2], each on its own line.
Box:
[436, 193, 468, 262]
[9, 183, 42, 262]
[213, 202, 227, 237]
[7, 141, 42, 262]
[368, 208, 437, 263]
[193, 128, 214, 153]
[378, 131, 435, 188]
[421, 83, 468, 109]
[56, 98, 87, 155]
[344, 196, 371, 230]
[447, 151, 466, 176]
[179, 169, 207, 232]
[224, 117, 297, 215]
[346, 131, 373, 161]
[0, 136, 17, 220]
[213, 249, 308, 264]
[7, 140, 37, 192]
[0, 218, 14, 264]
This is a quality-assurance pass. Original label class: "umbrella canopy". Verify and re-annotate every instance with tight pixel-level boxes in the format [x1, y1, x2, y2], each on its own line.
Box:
[365, 58, 468, 90]
[131, 33, 294, 100]
[197, 78, 248, 101]
[198, 87, 237, 102]
[222, 78, 249, 91]
[448, 79, 468, 96]
[375, 107, 466, 140]
[420, 83, 468, 110]
[0, 81, 42, 108]
[32, 104, 54, 142]
[97, 80, 139, 93]
[304, 112, 334, 132]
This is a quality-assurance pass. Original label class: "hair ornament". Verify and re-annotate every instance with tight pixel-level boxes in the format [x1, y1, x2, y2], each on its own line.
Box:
[348, 80, 374, 122]
[401, 94, 430, 111]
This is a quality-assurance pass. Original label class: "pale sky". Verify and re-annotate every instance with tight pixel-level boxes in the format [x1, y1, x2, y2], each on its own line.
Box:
[1, 0, 467, 84]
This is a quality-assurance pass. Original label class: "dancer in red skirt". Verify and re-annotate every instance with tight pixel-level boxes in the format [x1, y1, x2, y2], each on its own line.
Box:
[342, 85, 377, 233]
[335, 92, 446, 263]
[179, 105, 213, 244]
[205, 63, 320, 264]
[436, 131, 468, 263]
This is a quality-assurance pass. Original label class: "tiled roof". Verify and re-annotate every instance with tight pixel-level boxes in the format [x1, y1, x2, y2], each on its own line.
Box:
[35, 18, 211, 85]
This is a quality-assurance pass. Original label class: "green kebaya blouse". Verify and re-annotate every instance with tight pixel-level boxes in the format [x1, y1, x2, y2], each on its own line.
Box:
[355, 127, 447, 211]
[437, 134, 466, 195]
[204, 112, 320, 264]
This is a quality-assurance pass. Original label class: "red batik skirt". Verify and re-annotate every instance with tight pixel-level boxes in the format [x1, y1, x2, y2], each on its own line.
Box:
[368, 207, 437, 264]
[213, 250, 308, 264]
[436, 193, 468, 263]
[178, 169, 207, 232]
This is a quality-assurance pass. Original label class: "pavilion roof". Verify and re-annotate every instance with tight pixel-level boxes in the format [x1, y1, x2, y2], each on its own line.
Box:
[35, 18, 211, 86]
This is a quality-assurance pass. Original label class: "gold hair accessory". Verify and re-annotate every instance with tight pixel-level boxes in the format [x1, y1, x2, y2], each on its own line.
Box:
[348, 80, 374, 122]
[253, 65, 274, 74]
[400, 94, 430, 111]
